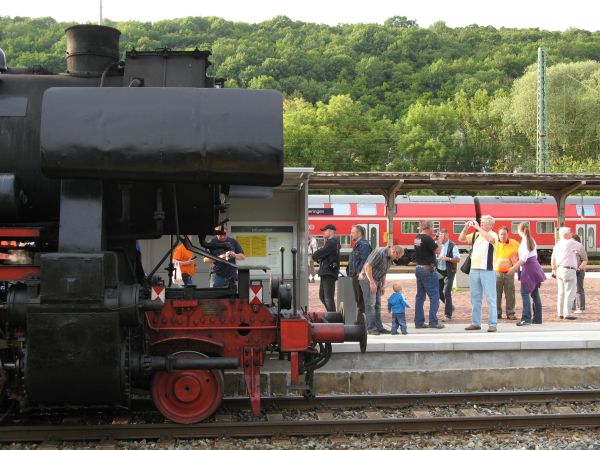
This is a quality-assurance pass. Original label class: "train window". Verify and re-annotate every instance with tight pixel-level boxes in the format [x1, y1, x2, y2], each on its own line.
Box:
[332, 203, 351, 216]
[339, 234, 352, 249]
[511, 221, 529, 233]
[357, 203, 377, 215]
[576, 205, 596, 217]
[401, 221, 420, 234]
[536, 221, 555, 234]
[453, 221, 466, 234]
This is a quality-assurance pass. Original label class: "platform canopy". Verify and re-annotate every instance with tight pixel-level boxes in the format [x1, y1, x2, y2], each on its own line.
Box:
[304, 171, 600, 197]
[288, 170, 600, 230]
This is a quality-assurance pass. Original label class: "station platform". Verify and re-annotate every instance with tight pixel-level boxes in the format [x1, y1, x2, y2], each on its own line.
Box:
[222, 322, 600, 398]
[222, 272, 600, 397]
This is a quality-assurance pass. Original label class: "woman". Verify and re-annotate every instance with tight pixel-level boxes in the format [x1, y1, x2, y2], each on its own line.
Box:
[507, 222, 547, 326]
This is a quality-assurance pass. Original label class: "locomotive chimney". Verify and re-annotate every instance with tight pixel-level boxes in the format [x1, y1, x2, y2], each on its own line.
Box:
[65, 24, 120, 77]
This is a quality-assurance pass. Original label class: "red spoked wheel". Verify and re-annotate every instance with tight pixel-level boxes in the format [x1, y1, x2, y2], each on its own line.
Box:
[151, 352, 224, 424]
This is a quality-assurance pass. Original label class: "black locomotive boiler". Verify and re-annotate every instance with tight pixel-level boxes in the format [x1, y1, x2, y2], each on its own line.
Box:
[0, 25, 366, 423]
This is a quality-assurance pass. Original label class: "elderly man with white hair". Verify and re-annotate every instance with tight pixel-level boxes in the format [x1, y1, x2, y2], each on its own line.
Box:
[459, 215, 499, 332]
[551, 227, 584, 320]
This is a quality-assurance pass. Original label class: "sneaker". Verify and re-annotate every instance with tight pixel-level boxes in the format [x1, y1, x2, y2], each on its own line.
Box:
[415, 324, 428, 329]
[429, 323, 445, 329]
[391, 331, 399, 335]
[574, 309, 584, 314]
[378, 328, 391, 334]
[559, 316, 564, 319]
[401, 331, 408, 335]
[368, 330, 380, 335]
[516, 320, 531, 326]
[465, 325, 481, 330]
[507, 315, 518, 320]
[564, 316, 577, 320]
[488, 326, 497, 332]
[443, 315, 452, 321]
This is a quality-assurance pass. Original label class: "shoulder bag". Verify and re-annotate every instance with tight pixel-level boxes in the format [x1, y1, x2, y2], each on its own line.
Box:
[460, 232, 477, 275]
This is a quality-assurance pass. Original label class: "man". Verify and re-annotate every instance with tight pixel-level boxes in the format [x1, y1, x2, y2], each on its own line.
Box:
[551, 227, 585, 320]
[436, 228, 460, 321]
[347, 225, 372, 318]
[173, 235, 197, 286]
[312, 224, 341, 312]
[203, 227, 245, 288]
[414, 220, 444, 329]
[572, 234, 588, 314]
[494, 226, 519, 320]
[459, 215, 499, 332]
[360, 244, 404, 335]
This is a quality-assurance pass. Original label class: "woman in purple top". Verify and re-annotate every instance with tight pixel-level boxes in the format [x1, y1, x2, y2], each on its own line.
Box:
[507, 222, 546, 326]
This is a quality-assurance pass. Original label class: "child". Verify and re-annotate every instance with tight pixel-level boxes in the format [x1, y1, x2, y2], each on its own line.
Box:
[387, 282, 411, 335]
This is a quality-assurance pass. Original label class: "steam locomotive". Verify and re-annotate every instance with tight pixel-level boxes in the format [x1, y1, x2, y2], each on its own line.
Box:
[0, 25, 366, 424]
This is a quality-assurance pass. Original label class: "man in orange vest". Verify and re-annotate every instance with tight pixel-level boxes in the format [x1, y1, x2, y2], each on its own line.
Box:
[0, 241, 17, 263]
[172, 236, 197, 286]
[494, 226, 519, 320]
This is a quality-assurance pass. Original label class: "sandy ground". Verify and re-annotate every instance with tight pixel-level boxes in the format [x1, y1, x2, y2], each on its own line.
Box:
[308, 272, 599, 327]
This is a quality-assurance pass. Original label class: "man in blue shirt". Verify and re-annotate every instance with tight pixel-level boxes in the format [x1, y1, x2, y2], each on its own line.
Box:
[203, 227, 245, 288]
[347, 225, 372, 318]
[436, 228, 460, 321]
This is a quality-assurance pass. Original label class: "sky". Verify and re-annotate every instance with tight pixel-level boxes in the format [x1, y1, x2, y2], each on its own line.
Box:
[1, 0, 599, 31]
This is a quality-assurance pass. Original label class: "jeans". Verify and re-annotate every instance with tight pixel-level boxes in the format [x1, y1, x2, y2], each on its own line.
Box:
[557, 267, 576, 317]
[352, 276, 365, 317]
[438, 269, 455, 318]
[210, 273, 232, 288]
[575, 270, 586, 310]
[414, 267, 441, 327]
[391, 312, 407, 334]
[319, 276, 337, 312]
[520, 283, 542, 323]
[182, 273, 194, 286]
[469, 269, 497, 326]
[496, 271, 516, 317]
[360, 278, 384, 331]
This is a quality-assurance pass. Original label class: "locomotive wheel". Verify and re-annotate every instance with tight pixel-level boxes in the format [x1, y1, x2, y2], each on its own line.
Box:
[151, 352, 224, 424]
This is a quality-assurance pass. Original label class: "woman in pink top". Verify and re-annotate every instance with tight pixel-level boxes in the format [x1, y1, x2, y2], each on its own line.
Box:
[507, 222, 546, 326]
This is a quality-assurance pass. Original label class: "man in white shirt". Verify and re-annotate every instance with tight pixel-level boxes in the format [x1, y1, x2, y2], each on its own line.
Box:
[458, 215, 499, 332]
[551, 227, 585, 320]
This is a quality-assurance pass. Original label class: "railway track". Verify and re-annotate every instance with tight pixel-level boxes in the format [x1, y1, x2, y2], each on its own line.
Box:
[2, 390, 600, 442]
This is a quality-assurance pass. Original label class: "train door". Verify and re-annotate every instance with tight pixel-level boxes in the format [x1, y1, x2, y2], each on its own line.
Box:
[575, 223, 596, 254]
[358, 223, 380, 249]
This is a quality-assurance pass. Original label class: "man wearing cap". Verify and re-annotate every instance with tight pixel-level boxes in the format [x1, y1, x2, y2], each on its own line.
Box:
[312, 224, 341, 312]
[203, 227, 245, 288]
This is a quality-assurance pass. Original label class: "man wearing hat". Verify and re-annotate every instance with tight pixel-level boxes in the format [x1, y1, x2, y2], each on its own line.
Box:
[203, 226, 245, 288]
[312, 224, 341, 312]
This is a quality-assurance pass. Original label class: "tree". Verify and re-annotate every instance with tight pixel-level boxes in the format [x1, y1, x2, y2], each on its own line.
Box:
[499, 60, 600, 165]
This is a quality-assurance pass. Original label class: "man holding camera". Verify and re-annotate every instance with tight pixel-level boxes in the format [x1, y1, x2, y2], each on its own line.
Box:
[204, 226, 245, 288]
[459, 215, 498, 332]
[312, 224, 341, 312]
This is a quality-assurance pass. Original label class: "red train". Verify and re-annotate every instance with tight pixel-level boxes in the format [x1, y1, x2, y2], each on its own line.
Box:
[308, 195, 600, 263]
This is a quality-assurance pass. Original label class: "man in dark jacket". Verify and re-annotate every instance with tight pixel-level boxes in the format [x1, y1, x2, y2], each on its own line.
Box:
[312, 224, 341, 312]
[347, 225, 372, 317]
